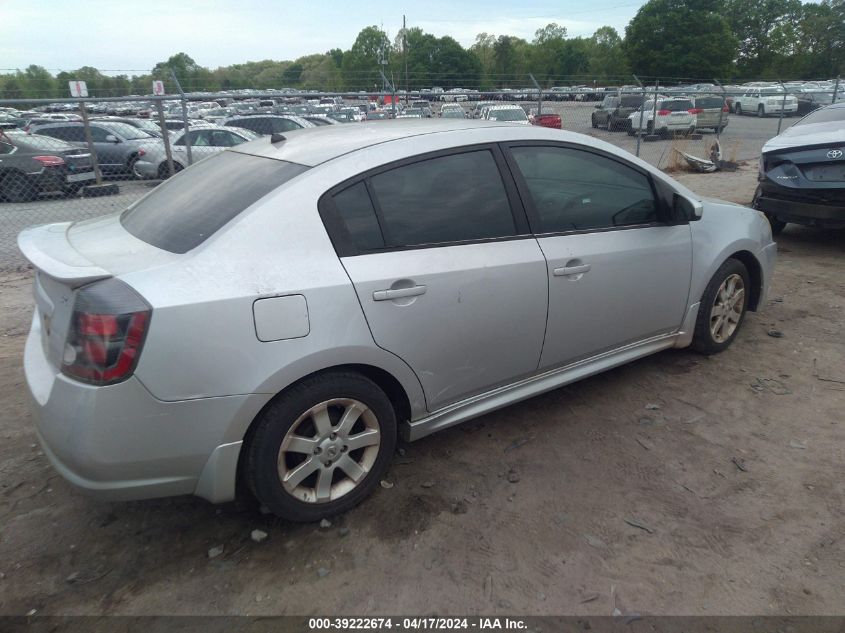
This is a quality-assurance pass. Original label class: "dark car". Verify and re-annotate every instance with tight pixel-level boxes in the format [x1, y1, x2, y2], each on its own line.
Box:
[29, 121, 161, 177]
[221, 115, 314, 136]
[91, 116, 165, 137]
[591, 94, 644, 131]
[796, 91, 835, 116]
[753, 102, 845, 234]
[0, 131, 95, 202]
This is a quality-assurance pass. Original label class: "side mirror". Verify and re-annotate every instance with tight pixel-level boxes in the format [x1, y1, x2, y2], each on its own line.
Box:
[673, 192, 703, 221]
[105, 134, 119, 143]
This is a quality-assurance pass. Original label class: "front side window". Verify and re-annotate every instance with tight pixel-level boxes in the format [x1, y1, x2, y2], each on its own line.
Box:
[510, 146, 658, 233]
[366, 150, 517, 248]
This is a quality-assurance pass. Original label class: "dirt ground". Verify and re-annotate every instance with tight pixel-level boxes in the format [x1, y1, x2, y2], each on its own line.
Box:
[0, 166, 843, 617]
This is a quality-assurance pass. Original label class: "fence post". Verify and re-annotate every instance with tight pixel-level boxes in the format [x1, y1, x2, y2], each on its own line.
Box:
[78, 101, 103, 186]
[529, 73, 542, 115]
[834, 75, 841, 103]
[155, 98, 176, 178]
[777, 80, 787, 135]
[170, 69, 193, 166]
[650, 79, 659, 136]
[632, 74, 644, 156]
[714, 79, 727, 139]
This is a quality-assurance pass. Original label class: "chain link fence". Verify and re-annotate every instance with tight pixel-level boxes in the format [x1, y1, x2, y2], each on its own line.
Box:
[0, 79, 822, 270]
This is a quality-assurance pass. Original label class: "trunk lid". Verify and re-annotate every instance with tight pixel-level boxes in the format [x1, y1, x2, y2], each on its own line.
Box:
[18, 215, 176, 368]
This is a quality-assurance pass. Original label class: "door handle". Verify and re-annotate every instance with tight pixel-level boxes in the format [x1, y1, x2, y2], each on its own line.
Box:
[553, 264, 591, 277]
[373, 285, 427, 301]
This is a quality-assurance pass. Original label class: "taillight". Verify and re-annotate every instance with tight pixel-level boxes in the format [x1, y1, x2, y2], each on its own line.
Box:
[688, 108, 703, 114]
[62, 279, 151, 386]
[137, 148, 146, 157]
[33, 155, 65, 167]
[657, 109, 671, 116]
[722, 105, 730, 112]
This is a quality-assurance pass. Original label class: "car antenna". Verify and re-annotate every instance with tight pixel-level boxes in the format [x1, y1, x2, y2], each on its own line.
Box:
[270, 133, 286, 143]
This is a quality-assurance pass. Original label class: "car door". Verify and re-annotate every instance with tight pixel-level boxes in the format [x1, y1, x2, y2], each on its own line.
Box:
[503, 143, 692, 370]
[175, 129, 216, 161]
[88, 125, 122, 169]
[320, 147, 549, 411]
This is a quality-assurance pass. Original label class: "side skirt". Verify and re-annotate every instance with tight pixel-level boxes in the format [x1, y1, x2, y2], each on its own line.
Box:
[402, 332, 679, 442]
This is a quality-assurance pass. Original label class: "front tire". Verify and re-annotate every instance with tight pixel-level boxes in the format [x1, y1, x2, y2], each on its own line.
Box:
[757, 104, 765, 118]
[735, 103, 742, 115]
[691, 258, 750, 355]
[245, 371, 397, 522]
[1, 172, 37, 203]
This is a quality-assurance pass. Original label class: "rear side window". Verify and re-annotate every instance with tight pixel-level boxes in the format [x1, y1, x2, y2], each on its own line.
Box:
[795, 106, 845, 126]
[368, 150, 516, 247]
[332, 182, 385, 251]
[121, 152, 309, 253]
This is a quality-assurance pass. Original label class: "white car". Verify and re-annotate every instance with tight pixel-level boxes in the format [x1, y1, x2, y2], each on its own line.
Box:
[134, 125, 259, 179]
[485, 105, 529, 124]
[627, 98, 697, 136]
[733, 87, 799, 117]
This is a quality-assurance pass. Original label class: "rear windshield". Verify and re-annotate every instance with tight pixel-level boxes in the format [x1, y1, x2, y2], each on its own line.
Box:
[121, 151, 309, 253]
[695, 96, 724, 108]
[794, 105, 845, 127]
[620, 96, 643, 107]
[13, 133, 73, 151]
[660, 100, 693, 111]
[488, 108, 527, 121]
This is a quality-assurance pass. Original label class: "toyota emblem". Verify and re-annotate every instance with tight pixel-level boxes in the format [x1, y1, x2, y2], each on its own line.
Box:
[828, 149, 843, 159]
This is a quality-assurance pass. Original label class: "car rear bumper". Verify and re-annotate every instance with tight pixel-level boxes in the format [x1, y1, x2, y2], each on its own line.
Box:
[756, 181, 845, 227]
[24, 315, 265, 503]
[133, 159, 160, 179]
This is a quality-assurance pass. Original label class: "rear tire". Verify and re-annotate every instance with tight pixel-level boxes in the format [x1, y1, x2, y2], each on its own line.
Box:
[765, 213, 786, 235]
[591, 115, 598, 129]
[757, 104, 765, 118]
[245, 371, 397, 522]
[157, 161, 183, 180]
[735, 103, 742, 115]
[691, 258, 750, 355]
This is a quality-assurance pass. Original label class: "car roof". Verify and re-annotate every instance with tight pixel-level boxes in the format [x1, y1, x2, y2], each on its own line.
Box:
[240, 119, 582, 167]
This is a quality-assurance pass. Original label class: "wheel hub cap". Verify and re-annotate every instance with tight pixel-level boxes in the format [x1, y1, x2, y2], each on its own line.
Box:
[709, 273, 745, 343]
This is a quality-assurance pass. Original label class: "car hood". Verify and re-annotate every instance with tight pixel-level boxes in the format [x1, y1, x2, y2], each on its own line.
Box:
[762, 122, 845, 153]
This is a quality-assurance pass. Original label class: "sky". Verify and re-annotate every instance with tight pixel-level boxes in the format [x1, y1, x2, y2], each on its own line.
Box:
[2, 0, 643, 74]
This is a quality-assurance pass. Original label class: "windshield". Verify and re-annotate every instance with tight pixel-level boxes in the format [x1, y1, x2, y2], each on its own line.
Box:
[488, 108, 527, 121]
[793, 105, 845, 127]
[103, 122, 153, 140]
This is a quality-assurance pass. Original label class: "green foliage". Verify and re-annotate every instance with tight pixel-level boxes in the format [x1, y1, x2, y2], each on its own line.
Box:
[624, 0, 738, 80]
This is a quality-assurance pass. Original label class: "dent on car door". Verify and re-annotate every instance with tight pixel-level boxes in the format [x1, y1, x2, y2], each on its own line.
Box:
[322, 148, 549, 412]
[504, 144, 693, 370]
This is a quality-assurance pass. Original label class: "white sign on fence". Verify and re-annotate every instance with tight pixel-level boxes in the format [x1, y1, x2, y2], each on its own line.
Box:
[68, 80, 88, 98]
[152, 80, 165, 96]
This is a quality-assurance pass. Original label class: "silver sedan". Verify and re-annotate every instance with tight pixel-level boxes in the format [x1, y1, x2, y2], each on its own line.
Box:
[20, 120, 775, 521]
[133, 125, 259, 179]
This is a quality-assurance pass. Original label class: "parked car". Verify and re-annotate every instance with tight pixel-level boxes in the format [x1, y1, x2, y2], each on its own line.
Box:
[733, 87, 799, 117]
[485, 105, 529, 124]
[222, 114, 314, 136]
[691, 95, 730, 132]
[470, 101, 497, 118]
[753, 102, 845, 234]
[627, 98, 696, 136]
[530, 112, 562, 129]
[302, 116, 339, 127]
[591, 94, 644, 131]
[397, 108, 425, 119]
[91, 116, 165, 138]
[411, 100, 433, 118]
[134, 125, 259, 179]
[796, 91, 835, 116]
[0, 131, 94, 202]
[19, 120, 775, 521]
[365, 111, 390, 121]
[29, 121, 161, 177]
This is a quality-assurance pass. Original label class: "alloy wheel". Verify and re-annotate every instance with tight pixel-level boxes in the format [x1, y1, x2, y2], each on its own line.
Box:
[277, 398, 381, 504]
[709, 273, 745, 343]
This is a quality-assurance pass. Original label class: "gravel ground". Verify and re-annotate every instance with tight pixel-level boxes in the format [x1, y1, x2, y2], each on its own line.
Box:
[0, 167, 843, 616]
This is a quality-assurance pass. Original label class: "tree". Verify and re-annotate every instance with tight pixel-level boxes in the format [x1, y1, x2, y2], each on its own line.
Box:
[623, 0, 737, 80]
[281, 63, 304, 86]
[151, 52, 214, 91]
[341, 26, 391, 90]
[529, 23, 568, 84]
[493, 36, 529, 86]
[470, 32, 497, 88]
[589, 26, 629, 79]
[724, 0, 802, 77]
